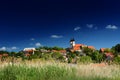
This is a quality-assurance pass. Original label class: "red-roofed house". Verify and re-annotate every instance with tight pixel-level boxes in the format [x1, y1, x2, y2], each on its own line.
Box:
[100, 48, 106, 53]
[87, 46, 95, 50]
[105, 52, 114, 61]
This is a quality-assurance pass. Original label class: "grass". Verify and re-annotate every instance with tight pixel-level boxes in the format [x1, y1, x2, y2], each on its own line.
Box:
[0, 60, 120, 80]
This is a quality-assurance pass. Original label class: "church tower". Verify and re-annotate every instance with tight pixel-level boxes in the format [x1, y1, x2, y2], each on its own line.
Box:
[70, 38, 75, 48]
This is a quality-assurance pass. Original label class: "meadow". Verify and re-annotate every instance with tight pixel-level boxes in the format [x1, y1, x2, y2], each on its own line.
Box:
[0, 60, 120, 80]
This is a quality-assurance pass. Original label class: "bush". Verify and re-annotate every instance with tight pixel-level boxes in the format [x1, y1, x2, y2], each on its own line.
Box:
[91, 51, 103, 63]
[42, 53, 52, 60]
[113, 56, 120, 64]
[51, 52, 61, 59]
[78, 56, 92, 63]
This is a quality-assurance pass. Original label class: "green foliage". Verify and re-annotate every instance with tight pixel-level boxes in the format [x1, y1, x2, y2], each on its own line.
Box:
[67, 52, 76, 58]
[91, 51, 103, 63]
[37, 46, 64, 51]
[30, 51, 42, 59]
[41, 53, 52, 60]
[0, 64, 114, 80]
[68, 57, 72, 63]
[16, 51, 24, 57]
[104, 48, 113, 53]
[52, 46, 64, 51]
[0, 65, 78, 80]
[51, 52, 65, 62]
[113, 56, 120, 64]
[0, 51, 9, 54]
[78, 56, 92, 63]
[112, 44, 120, 55]
[83, 47, 93, 56]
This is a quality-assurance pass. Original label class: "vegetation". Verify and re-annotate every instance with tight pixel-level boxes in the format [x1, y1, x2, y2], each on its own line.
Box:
[0, 44, 120, 64]
[0, 61, 120, 80]
[0, 44, 120, 79]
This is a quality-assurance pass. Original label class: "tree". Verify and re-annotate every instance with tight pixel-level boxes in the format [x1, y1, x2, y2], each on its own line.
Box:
[78, 56, 92, 64]
[113, 56, 120, 64]
[51, 52, 62, 60]
[104, 48, 111, 53]
[112, 44, 120, 53]
[52, 46, 64, 51]
[83, 47, 93, 56]
[16, 51, 24, 57]
[91, 51, 103, 63]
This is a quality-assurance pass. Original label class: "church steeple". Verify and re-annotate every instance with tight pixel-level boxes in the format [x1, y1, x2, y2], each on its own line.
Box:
[70, 38, 75, 48]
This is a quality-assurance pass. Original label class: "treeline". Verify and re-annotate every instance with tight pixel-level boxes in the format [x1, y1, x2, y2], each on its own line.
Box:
[0, 44, 120, 64]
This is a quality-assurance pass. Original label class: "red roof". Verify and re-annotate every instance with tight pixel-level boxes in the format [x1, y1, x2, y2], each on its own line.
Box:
[100, 48, 105, 52]
[73, 44, 84, 50]
[3, 53, 8, 57]
[88, 46, 95, 50]
[105, 52, 114, 58]
[59, 50, 66, 53]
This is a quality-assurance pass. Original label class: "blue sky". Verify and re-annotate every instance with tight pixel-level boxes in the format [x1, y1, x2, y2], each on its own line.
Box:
[0, 0, 120, 51]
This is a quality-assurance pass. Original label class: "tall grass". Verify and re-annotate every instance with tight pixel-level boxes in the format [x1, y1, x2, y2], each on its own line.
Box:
[0, 60, 120, 80]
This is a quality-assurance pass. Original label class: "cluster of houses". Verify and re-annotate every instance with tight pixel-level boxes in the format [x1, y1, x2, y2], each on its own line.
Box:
[22, 39, 114, 61]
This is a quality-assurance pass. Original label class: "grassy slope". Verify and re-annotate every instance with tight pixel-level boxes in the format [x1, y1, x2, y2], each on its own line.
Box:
[0, 60, 120, 80]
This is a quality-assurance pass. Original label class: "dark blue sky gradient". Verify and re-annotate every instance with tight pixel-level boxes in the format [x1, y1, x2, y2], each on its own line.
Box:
[0, 0, 120, 51]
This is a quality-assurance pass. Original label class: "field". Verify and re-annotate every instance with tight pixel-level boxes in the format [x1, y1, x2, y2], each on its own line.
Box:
[0, 60, 120, 80]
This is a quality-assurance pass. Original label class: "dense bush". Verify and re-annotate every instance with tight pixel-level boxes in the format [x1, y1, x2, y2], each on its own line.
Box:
[113, 56, 120, 64]
[91, 51, 103, 63]
[78, 56, 92, 63]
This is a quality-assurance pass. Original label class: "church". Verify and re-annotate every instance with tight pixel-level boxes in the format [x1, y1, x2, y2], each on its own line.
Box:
[69, 38, 95, 52]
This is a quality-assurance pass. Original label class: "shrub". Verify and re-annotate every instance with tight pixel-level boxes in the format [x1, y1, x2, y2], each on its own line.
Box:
[78, 56, 92, 63]
[91, 51, 103, 63]
[113, 56, 120, 64]
[42, 53, 52, 60]
[51, 52, 62, 59]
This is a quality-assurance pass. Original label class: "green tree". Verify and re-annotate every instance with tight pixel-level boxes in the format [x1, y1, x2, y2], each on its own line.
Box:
[112, 44, 120, 54]
[91, 51, 103, 63]
[42, 53, 52, 60]
[113, 56, 120, 64]
[51, 52, 63, 60]
[78, 56, 92, 64]
[83, 47, 93, 56]
[52, 46, 64, 51]
[104, 48, 111, 53]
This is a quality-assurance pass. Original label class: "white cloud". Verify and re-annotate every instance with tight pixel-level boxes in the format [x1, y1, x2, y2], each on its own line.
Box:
[106, 25, 118, 30]
[86, 24, 94, 28]
[35, 42, 42, 47]
[31, 38, 35, 41]
[11, 47, 17, 50]
[74, 27, 81, 31]
[0, 47, 6, 51]
[51, 35, 63, 38]
[0, 46, 18, 51]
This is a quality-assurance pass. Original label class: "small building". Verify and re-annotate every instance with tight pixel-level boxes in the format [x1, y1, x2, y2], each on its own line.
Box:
[99, 48, 106, 53]
[23, 48, 36, 55]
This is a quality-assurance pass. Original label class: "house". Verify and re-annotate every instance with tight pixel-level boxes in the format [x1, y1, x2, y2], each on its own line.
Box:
[99, 48, 106, 53]
[99, 48, 114, 61]
[23, 48, 36, 55]
[105, 52, 114, 61]
[87, 46, 95, 50]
